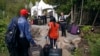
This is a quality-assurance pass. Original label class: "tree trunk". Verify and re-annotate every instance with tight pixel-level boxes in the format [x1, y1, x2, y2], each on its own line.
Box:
[79, 0, 84, 25]
[70, 0, 74, 24]
[74, 4, 77, 23]
[92, 10, 99, 26]
[70, 6, 74, 23]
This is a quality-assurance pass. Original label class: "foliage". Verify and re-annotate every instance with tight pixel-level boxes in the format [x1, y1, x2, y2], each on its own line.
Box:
[74, 48, 82, 56]
[74, 33, 100, 56]
[5, 2, 24, 18]
[89, 38, 100, 56]
[84, 0, 100, 10]
[74, 25, 100, 56]
[86, 33, 100, 56]
[0, 17, 10, 53]
[0, 0, 6, 10]
[81, 25, 92, 33]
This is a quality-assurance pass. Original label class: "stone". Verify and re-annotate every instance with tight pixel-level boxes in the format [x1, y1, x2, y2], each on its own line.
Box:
[30, 25, 49, 48]
[31, 25, 49, 38]
[72, 37, 81, 48]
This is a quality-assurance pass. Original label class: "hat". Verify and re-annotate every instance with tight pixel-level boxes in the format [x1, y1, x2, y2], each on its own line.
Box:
[20, 9, 29, 16]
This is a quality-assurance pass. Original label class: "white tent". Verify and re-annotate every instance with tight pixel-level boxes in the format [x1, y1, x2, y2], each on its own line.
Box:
[31, 0, 54, 16]
[37, 0, 53, 10]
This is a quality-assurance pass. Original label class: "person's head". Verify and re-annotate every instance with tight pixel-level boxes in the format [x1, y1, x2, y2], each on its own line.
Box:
[50, 17, 56, 27]
[50, 16, 56, 22]
[60, 12, 64, 16]
[20, 9, 29, 18]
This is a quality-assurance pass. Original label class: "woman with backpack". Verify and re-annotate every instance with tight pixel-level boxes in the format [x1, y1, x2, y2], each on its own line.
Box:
[48, 17, 59, 48]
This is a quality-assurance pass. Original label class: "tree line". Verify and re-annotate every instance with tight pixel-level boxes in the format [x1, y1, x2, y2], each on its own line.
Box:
[0, 0, 100, 25]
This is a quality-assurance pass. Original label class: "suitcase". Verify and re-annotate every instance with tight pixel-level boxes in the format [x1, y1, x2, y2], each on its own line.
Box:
[29, 45, 43, 56]
[49, 40, 62, 56]
[70, 24, 79, 35]
[43, 36, 51, 56]
[43, 44, 51, 56]
[49, 48, 62, 56]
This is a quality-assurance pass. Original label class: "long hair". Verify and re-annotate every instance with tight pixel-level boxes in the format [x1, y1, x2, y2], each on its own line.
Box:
[50, 16, 56, 27]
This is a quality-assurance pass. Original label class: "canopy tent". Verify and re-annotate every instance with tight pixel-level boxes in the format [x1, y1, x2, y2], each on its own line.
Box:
[37, 0, 53, 10]
[31, 0, 54, 16]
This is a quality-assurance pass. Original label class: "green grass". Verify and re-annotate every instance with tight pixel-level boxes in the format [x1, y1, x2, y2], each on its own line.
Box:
[0, 51, 9, 56]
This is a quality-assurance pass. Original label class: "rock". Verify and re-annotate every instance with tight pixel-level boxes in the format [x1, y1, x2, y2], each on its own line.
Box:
[57, 37, 71, 49]
[62, 49, 71, 56]
[56, 40, 71, 56]
[72, 37, 81, 48]
[31, 25, 49, 38]
[30, 25, 49, 47]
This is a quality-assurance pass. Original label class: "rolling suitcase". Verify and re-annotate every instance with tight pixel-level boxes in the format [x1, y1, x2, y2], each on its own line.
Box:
[49, 40, 62, 56]
[70, 24, 79, 35]
[43, 36, 51, 56]
[49, 48, 62, 56]
[43, 44, 51, 56]
[29, 45, 43, 56]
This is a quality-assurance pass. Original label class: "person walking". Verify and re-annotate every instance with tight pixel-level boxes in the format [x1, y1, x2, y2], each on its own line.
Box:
[17, 9, 36, 56]
[48, 17, 59, 48]
[59, 12, 71, 37]
[6, 16, 20, 56]
[42, 12, 47, 24]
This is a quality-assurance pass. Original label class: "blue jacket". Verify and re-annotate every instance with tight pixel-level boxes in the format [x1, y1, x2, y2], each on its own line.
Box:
[8, 16, 35, 45]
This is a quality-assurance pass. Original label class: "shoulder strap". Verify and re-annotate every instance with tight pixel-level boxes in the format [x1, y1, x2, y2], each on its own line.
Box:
[15, 17, 19, 25]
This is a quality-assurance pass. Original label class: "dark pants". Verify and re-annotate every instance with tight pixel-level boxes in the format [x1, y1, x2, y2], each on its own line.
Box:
[43, 18, 47, 24]
[60, 22, 66, 37]
[49, 38, 57, 48]
[44, 18, 47, 24]
[34, 19, 38, 25]
[7, 46, 18, 56]
[18, 38, 30, 56]
[41, 16, 47, 24]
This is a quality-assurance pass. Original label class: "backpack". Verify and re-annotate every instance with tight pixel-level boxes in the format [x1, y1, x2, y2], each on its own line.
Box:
[5, 17, 20, 47]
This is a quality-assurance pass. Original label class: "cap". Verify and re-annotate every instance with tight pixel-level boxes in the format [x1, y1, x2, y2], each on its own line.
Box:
[20, 9, 29, 16]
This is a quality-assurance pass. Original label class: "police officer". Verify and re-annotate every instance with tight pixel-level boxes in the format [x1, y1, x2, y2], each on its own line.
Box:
[59, 12, 71, 37]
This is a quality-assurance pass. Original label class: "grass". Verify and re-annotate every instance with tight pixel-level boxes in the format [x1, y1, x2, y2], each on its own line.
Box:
[0, 51, 9, 56]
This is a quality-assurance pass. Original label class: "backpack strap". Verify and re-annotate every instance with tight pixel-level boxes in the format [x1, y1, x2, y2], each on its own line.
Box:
[15, 17, 19, 26]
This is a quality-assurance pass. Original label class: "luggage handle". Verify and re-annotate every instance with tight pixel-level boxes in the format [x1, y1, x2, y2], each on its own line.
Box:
[45, 36, 49, 44]
[45, 36, 58, 49]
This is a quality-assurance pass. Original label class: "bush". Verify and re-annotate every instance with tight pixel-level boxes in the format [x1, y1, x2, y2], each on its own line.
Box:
[74, 48, 82, 56]
[74, 26, 100, 56]
[88, 34, 100, 56]
[0, 17, 9, 53]
[81, 25, 92, 33]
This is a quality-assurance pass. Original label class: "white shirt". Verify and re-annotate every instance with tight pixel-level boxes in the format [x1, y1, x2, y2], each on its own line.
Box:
[59, 15, 69, 21]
